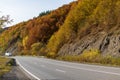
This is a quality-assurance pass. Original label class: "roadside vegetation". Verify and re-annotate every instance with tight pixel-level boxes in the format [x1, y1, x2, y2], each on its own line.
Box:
[0, 57, 13, 78]
[57, 49, 120, 67]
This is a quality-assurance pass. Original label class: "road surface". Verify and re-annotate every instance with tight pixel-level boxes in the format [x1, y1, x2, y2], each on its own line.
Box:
[14, 56, 120, 80]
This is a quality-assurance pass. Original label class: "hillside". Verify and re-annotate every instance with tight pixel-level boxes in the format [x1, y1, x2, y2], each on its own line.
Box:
[47, 0, 120, 57]
[0, 0, 120, 62]
[0, 1, 76, 55]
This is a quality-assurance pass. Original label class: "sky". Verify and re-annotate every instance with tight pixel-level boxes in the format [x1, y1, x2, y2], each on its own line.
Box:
[0, 0, 75, 27]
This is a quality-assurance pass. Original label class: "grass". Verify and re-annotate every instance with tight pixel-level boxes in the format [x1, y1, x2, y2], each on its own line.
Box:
[0, 56, 12, 77]
[57, 49, 120, 67]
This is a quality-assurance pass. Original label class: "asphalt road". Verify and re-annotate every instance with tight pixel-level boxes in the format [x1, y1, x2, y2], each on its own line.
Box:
[14, 56, 120, 80]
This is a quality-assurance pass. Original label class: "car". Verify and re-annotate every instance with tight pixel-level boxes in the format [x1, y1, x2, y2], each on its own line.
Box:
[5, 52, 12, 56]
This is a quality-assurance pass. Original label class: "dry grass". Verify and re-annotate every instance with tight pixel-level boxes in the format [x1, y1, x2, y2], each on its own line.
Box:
[0, 57, 12, 77]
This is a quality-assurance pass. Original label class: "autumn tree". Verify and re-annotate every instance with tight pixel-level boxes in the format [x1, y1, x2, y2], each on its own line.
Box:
[25, 3, 73, 49]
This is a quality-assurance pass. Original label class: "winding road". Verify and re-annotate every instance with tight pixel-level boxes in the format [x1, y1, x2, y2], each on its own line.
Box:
[14, 56, 120, 80]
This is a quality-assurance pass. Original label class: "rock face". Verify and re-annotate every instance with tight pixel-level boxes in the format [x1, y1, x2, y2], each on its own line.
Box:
[101, 34, 120, 56]
[58, 29, 120, 57]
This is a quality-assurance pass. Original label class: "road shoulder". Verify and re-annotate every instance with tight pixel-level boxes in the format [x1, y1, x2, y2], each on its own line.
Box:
[1, 66, 31, 80]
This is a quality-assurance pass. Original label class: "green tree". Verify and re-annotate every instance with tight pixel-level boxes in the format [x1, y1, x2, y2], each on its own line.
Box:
[38, 10, 51, 17]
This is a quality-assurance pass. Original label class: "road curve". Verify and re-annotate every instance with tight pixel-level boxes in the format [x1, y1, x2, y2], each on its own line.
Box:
[14, 56, 120, 80]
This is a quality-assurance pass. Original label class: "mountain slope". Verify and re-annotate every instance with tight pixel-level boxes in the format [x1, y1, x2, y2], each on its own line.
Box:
[0, 0, 120, 59]
[0, 1, 75, 55]
[47, 0, 120, 57]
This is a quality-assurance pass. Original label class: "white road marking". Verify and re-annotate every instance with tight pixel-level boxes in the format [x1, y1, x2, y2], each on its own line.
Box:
[16, 59, 41, 80]
[41, 65, 45, 67]
[56, 69, 66, 73]
[43, 58, 120, 70]
[42, 60, 120, 76]
[34, 62, 37, 64]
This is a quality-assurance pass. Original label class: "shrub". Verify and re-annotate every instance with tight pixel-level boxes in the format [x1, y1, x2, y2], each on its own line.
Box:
[79, 49, 100, 62]
[57, 49, 120, 67]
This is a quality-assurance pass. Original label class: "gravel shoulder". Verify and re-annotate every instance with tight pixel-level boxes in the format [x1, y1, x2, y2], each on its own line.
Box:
[1, 66, 31, 80]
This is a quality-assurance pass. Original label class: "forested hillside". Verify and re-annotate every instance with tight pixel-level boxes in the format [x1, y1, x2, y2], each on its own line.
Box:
[1, 0, 120, 64]
[47, 0, 120, 58]
[0, 1, 76, 55]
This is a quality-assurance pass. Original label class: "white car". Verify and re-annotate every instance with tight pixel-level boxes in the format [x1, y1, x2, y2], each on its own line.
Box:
[5, 52, 12, 56]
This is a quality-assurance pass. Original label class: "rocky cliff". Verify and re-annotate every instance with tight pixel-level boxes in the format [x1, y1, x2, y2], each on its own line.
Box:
[58, 27, 120, 57]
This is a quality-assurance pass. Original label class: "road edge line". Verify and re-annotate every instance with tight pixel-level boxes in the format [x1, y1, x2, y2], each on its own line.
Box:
[16, 59, 41, 80]
[42, 59, 120, 76]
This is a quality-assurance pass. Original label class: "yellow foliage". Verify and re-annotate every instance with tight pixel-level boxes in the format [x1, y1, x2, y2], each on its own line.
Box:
[80, 49, 100, 60]
[47, 52, 57, 58]
[47, 29, 66, 54]
[22, 36, 28, 50]
[57, 49, 100, 62]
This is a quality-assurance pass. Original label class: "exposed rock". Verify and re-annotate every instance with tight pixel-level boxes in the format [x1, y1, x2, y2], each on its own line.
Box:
[102, 35, 120, 56]
[58, 30, 120, 57]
